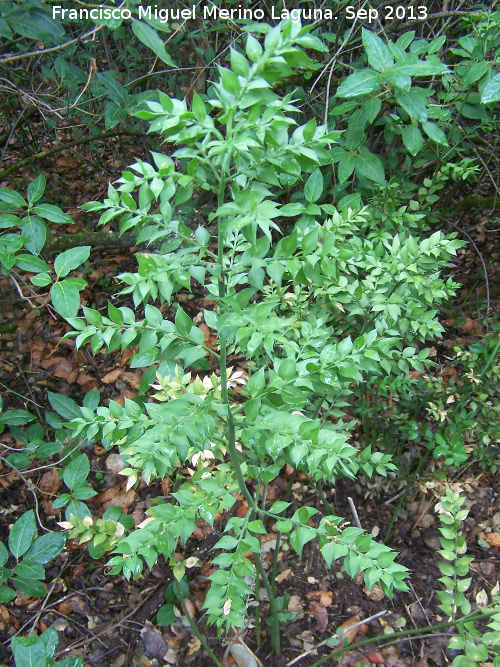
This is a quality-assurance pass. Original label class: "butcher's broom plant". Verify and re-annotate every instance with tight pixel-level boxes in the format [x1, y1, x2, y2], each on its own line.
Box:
[59, 21, 465, 654]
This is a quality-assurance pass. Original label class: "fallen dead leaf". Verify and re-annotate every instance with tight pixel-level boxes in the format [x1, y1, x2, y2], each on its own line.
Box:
[363, 584, 385, 601]
[485, 532, 500, 548]
[365, 650, 386, 664]
[102, 368, 122, 383]
[275, 568, 291, 583]
[96, 485, 137, 511]
[39, 469, 61, 496]
[287, 595, 303, 613]
[306, 590, 333, 607]
[308, 600, 329, 632]
[337, 614, 361, 644]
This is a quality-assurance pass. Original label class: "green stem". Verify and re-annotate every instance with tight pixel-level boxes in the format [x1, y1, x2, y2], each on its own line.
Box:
[270, 468, 297, 598]
[309, 609, 489, 667]
[214, 164, 279, 652]
[174, 580, 223, 667]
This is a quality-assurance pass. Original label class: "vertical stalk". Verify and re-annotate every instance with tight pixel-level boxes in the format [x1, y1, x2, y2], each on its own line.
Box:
[216, 167, 281, 653]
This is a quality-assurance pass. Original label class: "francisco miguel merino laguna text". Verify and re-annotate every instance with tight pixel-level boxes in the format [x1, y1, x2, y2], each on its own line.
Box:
[52, 4, 338, 22]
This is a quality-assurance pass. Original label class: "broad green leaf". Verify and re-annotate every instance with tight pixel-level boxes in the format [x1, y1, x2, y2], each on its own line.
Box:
[47, 392, 82, 420]
[362, 28, 394, 72]
[304, 168, 323, 203]
[0, 188, 26, 208]
[24, 532, 66, 564]
[11, 636, 46, 667]
[481, 72, 500, 104]
[9, 510, 36, 559]
[96, 72, 129, 106]
[15, 254, 50, 273]
[32, 203, 73, 224]
[354, 147, 385, 183]
[51, 280, 81, 318]
[337, 70, 380, 98]
[0, 586, 16, 602]
[21, 216, 46, 255]
[27, 175, 46, 204]
[422, 121, 448, 146]
[402, 124, 424, 155]
[395, 88, 428, 121]
[361, 97, 381, 123]
[54, 246, 91, 278]
[0, 543, 8, 567]
[175, 306, 192, 337]
[191, 92, 206, 122]
[0, 409, 35, 425]
[338, 155, 355, 183]
[30, 272, 52, 287]
[63, 454, 90, 491]
[14, 560, 45, 580]
[131, 19, 175, 66]
[13, 576, 46, 597]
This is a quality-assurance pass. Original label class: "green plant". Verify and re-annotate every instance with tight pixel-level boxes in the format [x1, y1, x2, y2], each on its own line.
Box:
[12, 625, 82, 667]
[436, 489, 500, 666]
[45, 21, 487, 658]
[0, 176, 91, 318]
[0, 510, 66, 602]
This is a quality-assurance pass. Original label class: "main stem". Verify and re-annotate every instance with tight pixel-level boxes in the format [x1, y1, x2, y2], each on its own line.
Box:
[216, 169, 281, 654]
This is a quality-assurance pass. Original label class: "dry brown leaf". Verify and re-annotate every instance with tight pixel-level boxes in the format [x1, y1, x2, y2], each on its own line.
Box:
[308, 600, 329, 633]
[306, 590, 333, 607]
[39, 469, 61, 496]
[275, 568, 291, 583]
[96, 485, 136, 511]
[485, 532, 500, 548]
[363, 584, 385, 601]
[287, 595, 303, 613]
[337, 614, 361, 644]
[365, 650, 386, 664]
[102, 368, 122, 383]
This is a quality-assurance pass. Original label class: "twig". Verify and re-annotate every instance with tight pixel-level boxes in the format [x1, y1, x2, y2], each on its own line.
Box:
[287, 610, 388, 666]
[174, 579, 223, 667]
[347, 496, 362, 529]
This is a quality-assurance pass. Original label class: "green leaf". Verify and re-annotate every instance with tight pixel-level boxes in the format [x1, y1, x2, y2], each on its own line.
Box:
[175, 306, 192, 337]
[24, 532, 66, 564]
[422, 121, 448, 146]
[157, 603, 177, 626]
[337, 70, 380, 97]
[0, 543, 8, 567]
[54, 246, 91, 278]
[338, 155, 355, 183]
[14, 560, 45, 580]
[27, 176, 46, 204]
[191, 92, 206, 122]
[481, 72, 500, 104]
[15, 254, 50, 273]
[11, 635, 46, 667]
[131, 19, 175, 66]
[354, 147, 385, 183]
[31, 272, 52, 287]
[13, 576, 46, 597]
[0, 409, 35, 425]
[304, 168, 323, 203]
[0, 188, 26, 208]
[51, 280, 81, 318]
[395, 88, 428, 122]
[33, 203, 72, 224]
[402, 124, 424, 155]
[47, 392, 82, 420]
[63, 454, 90, 491]
[0, 586, 16, 602]
[21, 216, 46, 255]
[362, 28, 394, 71]
[9, 510, 36, 559]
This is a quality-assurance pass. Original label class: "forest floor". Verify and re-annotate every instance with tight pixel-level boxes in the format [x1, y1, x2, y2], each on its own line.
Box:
[0, 131, 500, 667]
